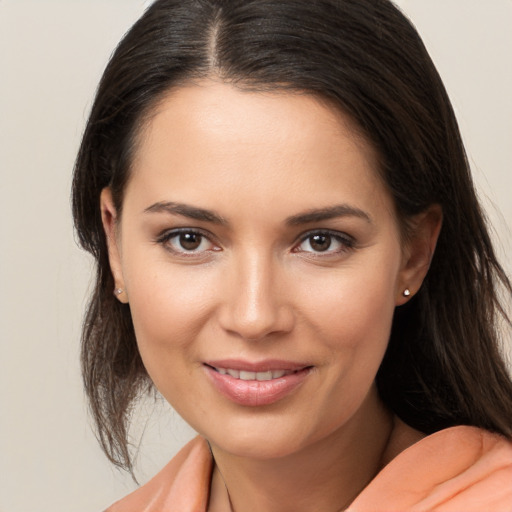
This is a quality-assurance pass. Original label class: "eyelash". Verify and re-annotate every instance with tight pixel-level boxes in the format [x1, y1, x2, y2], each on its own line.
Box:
[155, 228, 219, 257]
[293, 229, 355, 256]
[155, 228, 355, 257]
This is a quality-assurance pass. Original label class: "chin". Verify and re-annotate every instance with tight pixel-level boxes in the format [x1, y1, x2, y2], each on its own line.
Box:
[211, 430, 308, 460]
[193, 409, 341, 461]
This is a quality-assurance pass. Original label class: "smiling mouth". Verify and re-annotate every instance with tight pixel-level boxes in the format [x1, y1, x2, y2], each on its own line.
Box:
[204, 362, 313, 406]
[206, 365, 306, 381]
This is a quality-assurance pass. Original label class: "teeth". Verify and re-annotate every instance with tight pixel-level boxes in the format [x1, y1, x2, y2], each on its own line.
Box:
[214, 367, 292, 380]
[256, 371, 273, 381]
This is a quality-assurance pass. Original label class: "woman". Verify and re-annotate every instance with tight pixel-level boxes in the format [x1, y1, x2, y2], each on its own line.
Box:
[72, 0, 512, 510]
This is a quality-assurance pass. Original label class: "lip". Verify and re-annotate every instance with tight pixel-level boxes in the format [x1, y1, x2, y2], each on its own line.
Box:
[205, 358, 309, 372]
[203, 359, 312, 407]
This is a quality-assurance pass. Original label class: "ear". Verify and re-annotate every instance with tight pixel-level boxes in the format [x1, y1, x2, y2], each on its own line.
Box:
[100, 187, 129, 304]
[395, 204, 442, 305]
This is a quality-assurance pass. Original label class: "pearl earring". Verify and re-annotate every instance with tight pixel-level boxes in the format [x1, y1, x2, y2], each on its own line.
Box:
[114, 288, 124, 296]
[403, 288, 411, 297]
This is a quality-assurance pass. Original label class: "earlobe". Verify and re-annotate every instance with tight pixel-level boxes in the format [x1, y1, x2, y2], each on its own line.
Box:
[396, 204, 442, 305]
[100, 188, 128, 304]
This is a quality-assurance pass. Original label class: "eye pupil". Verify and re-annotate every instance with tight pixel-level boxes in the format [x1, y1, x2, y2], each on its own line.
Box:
[179, 232, 201, 250]
[310, 234, 331, 252]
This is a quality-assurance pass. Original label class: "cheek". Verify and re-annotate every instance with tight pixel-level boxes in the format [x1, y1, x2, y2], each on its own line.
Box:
[301, 259, 399, 351]
[122, 254, 218, 377]
[300, 263, 397, 415]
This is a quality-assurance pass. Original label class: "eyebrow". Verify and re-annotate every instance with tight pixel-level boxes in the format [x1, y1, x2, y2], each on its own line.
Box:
[285, 205, 372, 225]
[144, 201, 372, 226]
[144, 201, 228, 225]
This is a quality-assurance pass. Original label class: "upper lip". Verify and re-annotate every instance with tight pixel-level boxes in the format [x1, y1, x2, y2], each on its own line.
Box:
[204, 359, 311, 372]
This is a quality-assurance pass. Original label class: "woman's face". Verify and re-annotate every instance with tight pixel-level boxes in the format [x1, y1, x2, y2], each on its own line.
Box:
[103, 82, 424, 459]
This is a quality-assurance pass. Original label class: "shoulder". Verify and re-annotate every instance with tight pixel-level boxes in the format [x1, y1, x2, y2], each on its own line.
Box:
[104, 436, 213, 512]
[348, 424, 512, 511]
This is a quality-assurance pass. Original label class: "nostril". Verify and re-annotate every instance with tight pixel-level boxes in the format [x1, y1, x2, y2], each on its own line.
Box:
[216, 265, 295, 339]
[218, 301, 294, 341]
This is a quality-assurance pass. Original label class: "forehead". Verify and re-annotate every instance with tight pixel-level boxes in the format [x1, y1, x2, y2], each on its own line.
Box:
[126, 81, 394, 221]
[137, 81, 371, 162]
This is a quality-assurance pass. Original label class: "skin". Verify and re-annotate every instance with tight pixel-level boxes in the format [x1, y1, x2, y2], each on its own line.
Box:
[101, 81, 441, 511]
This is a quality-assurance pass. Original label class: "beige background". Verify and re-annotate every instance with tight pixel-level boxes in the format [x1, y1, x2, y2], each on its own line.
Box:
[0, 1, 510, 511]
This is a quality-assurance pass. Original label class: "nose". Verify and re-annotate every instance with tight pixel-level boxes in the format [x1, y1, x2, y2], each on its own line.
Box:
[217, 251, 295, 341]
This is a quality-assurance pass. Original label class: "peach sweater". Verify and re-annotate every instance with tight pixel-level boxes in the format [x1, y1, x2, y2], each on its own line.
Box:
[106, 424, 512, 511]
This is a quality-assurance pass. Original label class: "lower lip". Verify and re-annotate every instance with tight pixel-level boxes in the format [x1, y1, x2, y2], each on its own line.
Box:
[204, 366, 311, 406]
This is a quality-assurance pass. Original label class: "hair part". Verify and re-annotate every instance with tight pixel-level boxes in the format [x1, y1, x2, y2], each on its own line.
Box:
[72, 0, 512, 474]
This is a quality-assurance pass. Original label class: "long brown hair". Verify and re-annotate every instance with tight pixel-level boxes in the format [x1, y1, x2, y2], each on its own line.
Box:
[72, 0, 512, 473]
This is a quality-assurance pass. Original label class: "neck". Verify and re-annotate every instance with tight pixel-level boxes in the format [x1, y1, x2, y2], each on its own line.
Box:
[208, 388, 393, 512]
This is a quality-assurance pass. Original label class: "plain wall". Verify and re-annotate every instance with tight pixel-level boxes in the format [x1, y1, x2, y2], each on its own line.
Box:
[0, 1, 510, 511]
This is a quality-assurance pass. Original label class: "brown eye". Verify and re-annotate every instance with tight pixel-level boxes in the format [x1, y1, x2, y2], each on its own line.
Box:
[295, 231, 354, 255]
[179, 232, 202, 251]
[158, 229, 217, 255]
[309, 234, 332, 252]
